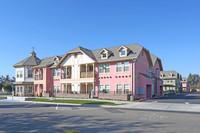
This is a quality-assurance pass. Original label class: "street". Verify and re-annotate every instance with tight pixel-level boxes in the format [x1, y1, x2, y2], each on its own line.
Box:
[144, 92, 200, 104]
[1, 98, 200, 133]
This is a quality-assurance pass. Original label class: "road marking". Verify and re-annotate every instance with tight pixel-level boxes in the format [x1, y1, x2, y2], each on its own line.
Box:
[56, 103, 59, 110]
[33, 118, 64, 124]
[55, 130, 80, 133]
[63, 130, 80, 133]
[185, 102, 190, 104]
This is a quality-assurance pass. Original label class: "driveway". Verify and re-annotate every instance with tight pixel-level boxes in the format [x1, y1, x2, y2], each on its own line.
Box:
[144, 92, 200, 104]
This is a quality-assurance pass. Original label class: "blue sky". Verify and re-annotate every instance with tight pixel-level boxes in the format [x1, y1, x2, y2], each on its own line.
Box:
[0, 0, 200, 78]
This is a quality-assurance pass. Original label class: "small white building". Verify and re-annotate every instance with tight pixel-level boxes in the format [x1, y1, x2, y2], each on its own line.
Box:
[13, 51, 41, 96]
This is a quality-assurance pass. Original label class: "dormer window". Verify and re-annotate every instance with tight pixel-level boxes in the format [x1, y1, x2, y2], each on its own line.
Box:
[118, 45, 131, 57]
[161, 74, 165, 77]
[120, 48, 126, 56]
[102, 51, 107, 58]
[99, 48, 112, 59]
[169, 73, 174, 77]
[54, 57, 59, 65]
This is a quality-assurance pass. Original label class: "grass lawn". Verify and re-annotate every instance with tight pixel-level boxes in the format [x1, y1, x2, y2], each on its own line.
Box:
[31, 98, 122, 106]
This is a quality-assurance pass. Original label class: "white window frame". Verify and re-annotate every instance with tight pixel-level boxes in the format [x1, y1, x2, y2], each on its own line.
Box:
[116, 62, 122, 72]
[116, 84, 122, 94]
[124, 61, 129, 72]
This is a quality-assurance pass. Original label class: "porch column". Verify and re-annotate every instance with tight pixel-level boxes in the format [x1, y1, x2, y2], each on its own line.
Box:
[86, 64, 88, 78]
[86, 83, 88, 94]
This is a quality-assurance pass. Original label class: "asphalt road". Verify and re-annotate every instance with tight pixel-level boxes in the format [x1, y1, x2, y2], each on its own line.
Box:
[1, 101, 200, 133]
[144, 92, 200, 104]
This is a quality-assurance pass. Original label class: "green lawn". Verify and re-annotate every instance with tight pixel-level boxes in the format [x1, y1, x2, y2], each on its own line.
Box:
[31, 98, 121, 106]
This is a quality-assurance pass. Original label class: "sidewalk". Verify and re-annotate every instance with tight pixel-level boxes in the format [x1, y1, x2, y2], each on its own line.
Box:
[4, 96, 200, 113]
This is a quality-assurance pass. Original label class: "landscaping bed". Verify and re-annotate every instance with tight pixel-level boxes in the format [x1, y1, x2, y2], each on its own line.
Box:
[30, 98, 122, 106]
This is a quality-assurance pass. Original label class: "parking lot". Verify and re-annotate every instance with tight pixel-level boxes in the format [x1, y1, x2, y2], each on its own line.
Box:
[1, 100, 200, 133]
[144, 92, 200, 104]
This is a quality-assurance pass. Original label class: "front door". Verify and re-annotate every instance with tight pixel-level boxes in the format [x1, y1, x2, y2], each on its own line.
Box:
[146, 85, 152, 98]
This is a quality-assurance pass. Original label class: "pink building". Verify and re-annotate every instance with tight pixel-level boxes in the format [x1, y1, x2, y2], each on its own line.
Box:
[181, 78, 190, 93]
[13, 43, 163, 100]
[33, 56, 63, 96]
[95, 45, 163, 100]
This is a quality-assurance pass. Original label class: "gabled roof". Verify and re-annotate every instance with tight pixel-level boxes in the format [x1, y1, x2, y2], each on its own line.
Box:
[13, 51, 41, 67]
[92, 43, 145, 62]
[118, 45, 131, 51]
[160, 71, 181, 79]
[99, 48, 113, 54]
[57, 46, 96, 66]
[150, 54, 163, 71]
[57, 43, 153, 67]
[33, 55, 64, 68]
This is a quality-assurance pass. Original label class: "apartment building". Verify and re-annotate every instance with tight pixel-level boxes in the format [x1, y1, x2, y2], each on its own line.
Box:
[13, 43, 163, 100]
[160, 71, 182, 93]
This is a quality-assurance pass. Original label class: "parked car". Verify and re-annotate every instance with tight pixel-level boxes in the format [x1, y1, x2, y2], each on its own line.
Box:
[164, 90, 176, 95]
[191, 89, 197, 92]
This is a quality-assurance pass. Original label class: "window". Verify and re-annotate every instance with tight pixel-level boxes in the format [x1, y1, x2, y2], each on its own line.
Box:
[53, 86, 56, 93]
[116, 62, 122, 72]
[105, 64, 110, 73]
[99, 64, 104, 73]
[116, 84, 122, 94]
[20, 87, 23, 92]
[28, 67, 33, 78]
[20, 71, 23, 78]
[53, 69, 56, 76]
[17, 87, 19, 93]
[102, 51, 107, 58]
[54, 58, 59, 65]
[105, 85, 110, 93]
[57, 86, 60, 93]
[120, 48, 126, 56]
[57, 68, 61, 76]
[17, 71, 20, 78]
[99, 85, 104, 93]
[28, 86, 32, 93]
[39, 69, 42, 80]
[124, 62, 129, 72]
[124, 84, 130, 94]
[89, 66, 93, 71]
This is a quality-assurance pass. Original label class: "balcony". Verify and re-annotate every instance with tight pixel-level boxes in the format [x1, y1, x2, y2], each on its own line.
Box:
[80, 71, 94, 78]
[35, 75, 43, 80]
[80, 64, 94, 78]
[61, 73, 71, 79]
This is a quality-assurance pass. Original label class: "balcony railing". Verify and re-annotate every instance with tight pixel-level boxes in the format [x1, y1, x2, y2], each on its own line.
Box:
[80, 71, 94, 78]
[35, 75, 43, 80]
[61, 73, 71, 79]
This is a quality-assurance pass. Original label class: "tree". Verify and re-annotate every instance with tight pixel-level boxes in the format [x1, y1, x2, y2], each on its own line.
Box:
[3, 83, 12, 92]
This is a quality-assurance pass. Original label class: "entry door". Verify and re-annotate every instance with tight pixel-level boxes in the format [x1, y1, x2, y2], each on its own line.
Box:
[146, 85, 152, 98]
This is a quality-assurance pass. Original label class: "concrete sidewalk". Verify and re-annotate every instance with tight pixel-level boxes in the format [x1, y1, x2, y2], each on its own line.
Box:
[4, 96, 200, 113]
[112, 102, 200, 113]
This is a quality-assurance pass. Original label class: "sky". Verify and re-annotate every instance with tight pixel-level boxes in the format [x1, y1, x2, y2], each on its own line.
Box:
[0, 0, 200, 78]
